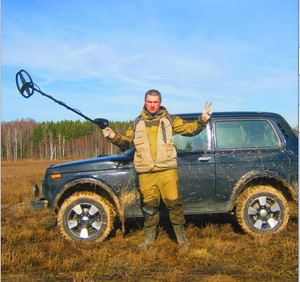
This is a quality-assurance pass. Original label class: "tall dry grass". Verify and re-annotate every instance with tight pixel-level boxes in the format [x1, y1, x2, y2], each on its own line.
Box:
[1, 160, 298, 281]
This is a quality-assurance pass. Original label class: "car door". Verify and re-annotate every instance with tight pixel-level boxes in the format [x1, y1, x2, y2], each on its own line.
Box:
[173, 123, 216, 213]
[213, 117, 282, 211]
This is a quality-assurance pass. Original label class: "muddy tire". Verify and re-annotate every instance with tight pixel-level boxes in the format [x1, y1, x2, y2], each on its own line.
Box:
[236, 185, 289, 236]
[58, 192, 115, 242]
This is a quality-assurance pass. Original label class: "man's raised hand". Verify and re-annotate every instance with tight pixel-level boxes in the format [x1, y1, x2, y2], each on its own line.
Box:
[202, 102, 213, 122]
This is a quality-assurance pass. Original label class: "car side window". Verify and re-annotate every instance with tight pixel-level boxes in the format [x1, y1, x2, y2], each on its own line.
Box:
[215, 120, 280, 149]
[173, 127, 208, 151]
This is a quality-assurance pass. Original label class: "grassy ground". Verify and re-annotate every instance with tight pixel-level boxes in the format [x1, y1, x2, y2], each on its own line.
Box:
[1, 160, 298, 281]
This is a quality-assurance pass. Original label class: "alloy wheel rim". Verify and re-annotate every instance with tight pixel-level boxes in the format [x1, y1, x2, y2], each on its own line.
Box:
[247, 196, 281, 230]
[67, 203, 106, 239]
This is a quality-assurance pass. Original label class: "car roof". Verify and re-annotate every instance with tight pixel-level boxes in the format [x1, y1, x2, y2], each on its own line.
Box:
[177, 111, 284, 119]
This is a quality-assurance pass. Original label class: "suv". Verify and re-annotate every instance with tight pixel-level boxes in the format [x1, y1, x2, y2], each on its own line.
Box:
[31, 112, 298, 242]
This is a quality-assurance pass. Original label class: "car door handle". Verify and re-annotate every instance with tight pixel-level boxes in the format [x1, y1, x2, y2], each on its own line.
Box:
[198, 157, 211, 162]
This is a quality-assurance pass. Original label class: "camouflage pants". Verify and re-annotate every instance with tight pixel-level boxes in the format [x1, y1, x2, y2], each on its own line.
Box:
[138, 169, 185, 228]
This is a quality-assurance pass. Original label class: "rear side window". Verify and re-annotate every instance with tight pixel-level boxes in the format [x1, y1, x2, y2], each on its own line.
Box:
[215, 120, 279, 149]
[173, 127, 208, 151]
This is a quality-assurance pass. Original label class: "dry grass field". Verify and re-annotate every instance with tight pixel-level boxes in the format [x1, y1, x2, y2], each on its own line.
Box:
[1, 160, 298, 281]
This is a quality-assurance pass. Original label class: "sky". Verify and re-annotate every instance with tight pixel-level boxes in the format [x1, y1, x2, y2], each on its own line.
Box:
[1, 0, 298, 127]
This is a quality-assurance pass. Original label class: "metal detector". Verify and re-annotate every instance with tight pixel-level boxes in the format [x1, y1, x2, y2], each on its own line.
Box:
[15, 69, 109, 129]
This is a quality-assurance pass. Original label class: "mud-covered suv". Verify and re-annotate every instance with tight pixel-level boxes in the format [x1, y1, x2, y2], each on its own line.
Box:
[31, 112, 298, 242]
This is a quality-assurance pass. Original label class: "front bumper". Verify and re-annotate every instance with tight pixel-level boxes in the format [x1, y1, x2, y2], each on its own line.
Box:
[31, 198, 49, 210]
[30, 183, 48, 210]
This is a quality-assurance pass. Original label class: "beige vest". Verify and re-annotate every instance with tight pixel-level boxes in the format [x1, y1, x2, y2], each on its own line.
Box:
[133, 117, 177, 173]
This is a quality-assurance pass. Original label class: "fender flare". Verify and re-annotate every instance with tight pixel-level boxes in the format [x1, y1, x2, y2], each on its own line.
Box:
[54, 177, 123, 221]
[230, 169, 295, 209]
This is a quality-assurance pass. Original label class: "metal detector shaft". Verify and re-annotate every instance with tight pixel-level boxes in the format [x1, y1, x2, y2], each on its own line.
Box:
[35, 87, 95, 123]
[16, 69, 109, 129]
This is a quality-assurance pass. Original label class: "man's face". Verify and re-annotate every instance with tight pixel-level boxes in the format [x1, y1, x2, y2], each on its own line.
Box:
[145, 95, 161, 114]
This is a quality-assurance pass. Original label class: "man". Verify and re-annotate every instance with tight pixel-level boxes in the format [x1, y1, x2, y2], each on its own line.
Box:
[102, 89, 212, 248]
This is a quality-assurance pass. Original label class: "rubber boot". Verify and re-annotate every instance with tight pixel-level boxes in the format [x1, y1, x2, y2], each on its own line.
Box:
[138, 227, 156, 249]
[173, 224, 190, 247]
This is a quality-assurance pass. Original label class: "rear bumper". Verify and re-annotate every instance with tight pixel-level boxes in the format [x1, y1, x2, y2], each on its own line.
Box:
[31, 198, 49, 210]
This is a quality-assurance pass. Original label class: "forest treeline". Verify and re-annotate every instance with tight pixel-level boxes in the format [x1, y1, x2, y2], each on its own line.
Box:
[2, 118, 298, 161]
[1, 119, 131, 161]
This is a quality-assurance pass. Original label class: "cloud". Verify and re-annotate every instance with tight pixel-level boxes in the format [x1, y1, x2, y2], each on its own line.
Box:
[3, 26, 224, 96]
[4, 30, 296, 121]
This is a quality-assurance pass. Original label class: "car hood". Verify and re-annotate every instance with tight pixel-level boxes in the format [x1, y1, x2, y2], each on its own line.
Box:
[46, 148, 134, 175]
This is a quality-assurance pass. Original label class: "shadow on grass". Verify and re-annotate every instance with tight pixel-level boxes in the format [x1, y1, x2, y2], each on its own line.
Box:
[122, 211, 242, 241]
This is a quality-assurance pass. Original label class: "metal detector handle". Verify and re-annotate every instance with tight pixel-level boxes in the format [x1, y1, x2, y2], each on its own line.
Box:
[15, 69, 109, 129]
[93, 118, 109, 129]
[16, 69, 35, 98]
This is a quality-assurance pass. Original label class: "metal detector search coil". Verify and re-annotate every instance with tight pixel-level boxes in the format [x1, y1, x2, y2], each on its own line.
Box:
[15, 69, 109, 129]
[16, 69, 34, 98]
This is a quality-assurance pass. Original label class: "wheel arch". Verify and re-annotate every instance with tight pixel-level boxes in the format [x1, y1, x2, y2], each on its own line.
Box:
[231, 170, 296, 210]
[54, 178, 124, 223]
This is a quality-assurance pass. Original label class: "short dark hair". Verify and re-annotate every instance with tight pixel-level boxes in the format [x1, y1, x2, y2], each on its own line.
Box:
[144, 89, 162, 102]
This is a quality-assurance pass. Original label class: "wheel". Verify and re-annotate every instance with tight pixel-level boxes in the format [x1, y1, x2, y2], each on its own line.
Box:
[235, 185, 289, 236]
[58, 192, 115, 242]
